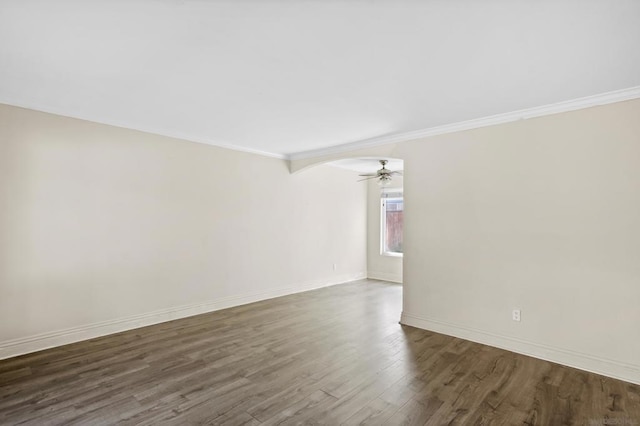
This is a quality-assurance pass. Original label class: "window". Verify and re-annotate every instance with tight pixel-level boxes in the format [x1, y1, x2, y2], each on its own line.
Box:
[381, 190, 403, 256]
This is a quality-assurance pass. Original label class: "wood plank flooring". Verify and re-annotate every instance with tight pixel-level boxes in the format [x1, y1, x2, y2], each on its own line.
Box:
[1, 280, 639, 425]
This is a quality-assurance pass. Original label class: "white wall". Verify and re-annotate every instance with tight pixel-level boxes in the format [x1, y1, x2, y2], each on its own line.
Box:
[367, 177, 403, 283]
[0, 104, 367, 358]
[396, 99, 640, 384]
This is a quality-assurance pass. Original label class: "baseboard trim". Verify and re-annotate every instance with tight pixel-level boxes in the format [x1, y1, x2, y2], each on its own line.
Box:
[400, 312, 640, 386]
[0, 272, 366, 360]
[367, 271, 402, 284]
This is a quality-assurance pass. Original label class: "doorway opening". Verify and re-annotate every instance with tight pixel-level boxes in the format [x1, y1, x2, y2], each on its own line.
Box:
[327, 157, 404, 285]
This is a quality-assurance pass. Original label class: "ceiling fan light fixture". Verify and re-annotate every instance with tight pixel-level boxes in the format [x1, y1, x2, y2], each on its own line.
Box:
[357, 159, 401, 185]
[378, 175, 392, 186]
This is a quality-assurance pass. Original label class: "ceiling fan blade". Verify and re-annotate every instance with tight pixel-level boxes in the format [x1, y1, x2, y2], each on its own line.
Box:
[390, 171, 403, 176]
[358, 173, 377, 177]
[357, 176, 379, 182]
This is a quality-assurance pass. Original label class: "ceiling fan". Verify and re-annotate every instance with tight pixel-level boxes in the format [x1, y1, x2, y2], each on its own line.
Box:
[358, 160, 402, 186]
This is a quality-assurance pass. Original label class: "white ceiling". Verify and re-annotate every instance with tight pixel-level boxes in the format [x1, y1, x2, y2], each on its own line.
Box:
[1, 1, 639, 159]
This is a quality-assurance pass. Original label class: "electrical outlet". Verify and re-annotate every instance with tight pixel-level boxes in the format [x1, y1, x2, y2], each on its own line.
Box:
[512, 309, 521, 322]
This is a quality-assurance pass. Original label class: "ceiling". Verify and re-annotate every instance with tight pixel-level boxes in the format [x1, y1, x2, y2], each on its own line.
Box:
[1, 1, 639, 159]
[329, 158, 403, 174]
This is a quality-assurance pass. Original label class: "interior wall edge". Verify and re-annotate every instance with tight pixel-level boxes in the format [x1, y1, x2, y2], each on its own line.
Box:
[400, 312, 640, 386]
[0, 273, 366, 361]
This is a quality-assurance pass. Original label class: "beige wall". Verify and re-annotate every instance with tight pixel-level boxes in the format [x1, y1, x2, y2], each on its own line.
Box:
[367, 177, 403, 283]
[396, 98, 640, 384]
[0, 104, 367, 358]
[3, 97, 639, 384]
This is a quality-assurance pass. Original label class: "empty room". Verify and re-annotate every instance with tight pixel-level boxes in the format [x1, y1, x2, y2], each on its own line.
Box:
[1, 1, 639, 425]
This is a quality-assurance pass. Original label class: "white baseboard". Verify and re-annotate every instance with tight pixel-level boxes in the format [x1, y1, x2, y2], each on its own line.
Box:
[400, 312, 640, 386]
[0, 272, 366, 360]
[367, 271, 402, 284]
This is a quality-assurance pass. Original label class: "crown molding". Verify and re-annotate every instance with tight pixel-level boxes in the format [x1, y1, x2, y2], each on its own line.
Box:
[287, 85, 640, 161]
[0, 99, 287, 160]
[4, 85, 639, 163]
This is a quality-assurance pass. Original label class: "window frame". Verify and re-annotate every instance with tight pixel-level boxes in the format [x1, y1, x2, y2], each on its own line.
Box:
[380, 192, 404, 257]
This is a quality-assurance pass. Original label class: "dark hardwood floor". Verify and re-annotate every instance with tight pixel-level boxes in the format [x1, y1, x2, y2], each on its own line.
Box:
[1, 280, 638, 425]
